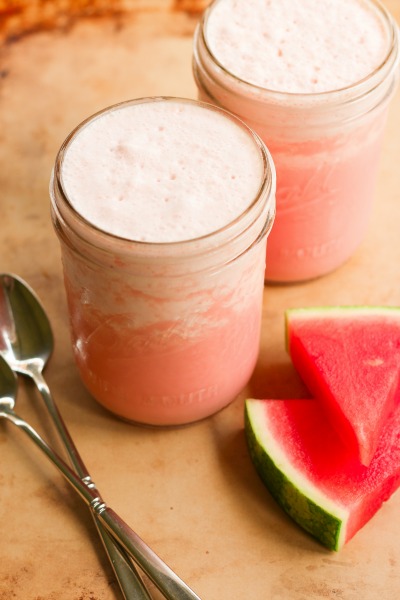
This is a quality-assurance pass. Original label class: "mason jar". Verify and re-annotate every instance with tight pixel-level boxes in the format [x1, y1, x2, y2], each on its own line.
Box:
[193, 0, 399, 282]
[50, 97, 276, 426]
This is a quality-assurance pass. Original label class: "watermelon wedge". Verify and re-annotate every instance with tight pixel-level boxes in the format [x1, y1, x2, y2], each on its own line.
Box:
[244, 398, 400, 551]
[286, 307, 400, 465]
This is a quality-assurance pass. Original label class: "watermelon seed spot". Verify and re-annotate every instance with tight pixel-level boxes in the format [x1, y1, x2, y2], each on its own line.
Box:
[364, 358, 384, 367]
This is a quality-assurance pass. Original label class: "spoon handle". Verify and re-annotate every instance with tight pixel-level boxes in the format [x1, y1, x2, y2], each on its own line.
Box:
[28, 367, 151, 600]
[1, 408, 202, 600]
[0, 274, 150, 598]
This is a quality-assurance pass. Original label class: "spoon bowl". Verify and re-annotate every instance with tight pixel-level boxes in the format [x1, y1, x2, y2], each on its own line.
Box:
[0, 273, 53, 375]
[0, 353, 17, 411]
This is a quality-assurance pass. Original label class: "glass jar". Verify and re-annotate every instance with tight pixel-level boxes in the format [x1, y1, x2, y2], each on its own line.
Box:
[50, 97, 276, 426]
[193, 0, 399, 282]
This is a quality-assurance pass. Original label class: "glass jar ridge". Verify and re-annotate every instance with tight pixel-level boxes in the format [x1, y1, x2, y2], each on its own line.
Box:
[193, 0, 399, 133]
[51, 100, 275, 278]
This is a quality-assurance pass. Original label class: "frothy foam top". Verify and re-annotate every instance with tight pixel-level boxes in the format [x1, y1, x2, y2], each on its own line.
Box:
[205, 0, 390, 94]
[61, 100, 264, 243]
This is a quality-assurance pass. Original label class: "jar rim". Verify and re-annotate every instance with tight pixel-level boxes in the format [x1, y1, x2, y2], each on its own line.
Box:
[199, 0, 399, 104]
[52, 96, 275, 256]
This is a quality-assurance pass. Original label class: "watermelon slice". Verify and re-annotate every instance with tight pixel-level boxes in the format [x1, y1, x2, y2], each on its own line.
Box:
[244, 398, 400, 551]
[286, 306, 400, 465]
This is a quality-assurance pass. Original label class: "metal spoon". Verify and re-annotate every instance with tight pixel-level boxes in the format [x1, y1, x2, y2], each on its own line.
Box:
[0, 352, 201, 600]
[0, 275, 202, 600]
[0, 273, 151, 600]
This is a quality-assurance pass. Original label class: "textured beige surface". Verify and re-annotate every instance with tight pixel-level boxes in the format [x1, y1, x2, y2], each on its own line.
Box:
[0, 2, 400, 598]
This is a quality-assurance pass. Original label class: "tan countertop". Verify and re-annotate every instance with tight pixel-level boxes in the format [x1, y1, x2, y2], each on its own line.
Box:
[1, 2, 400, 598]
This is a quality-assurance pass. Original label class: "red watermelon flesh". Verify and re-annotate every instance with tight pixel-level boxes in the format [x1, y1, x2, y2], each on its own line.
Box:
[286, 307, 400, 466]
[244, 398, 400, 550]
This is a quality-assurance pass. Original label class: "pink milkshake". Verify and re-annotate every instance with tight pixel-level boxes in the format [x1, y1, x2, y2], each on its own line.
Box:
[50, 97, 276, 425]
[193, 0, 399, 282]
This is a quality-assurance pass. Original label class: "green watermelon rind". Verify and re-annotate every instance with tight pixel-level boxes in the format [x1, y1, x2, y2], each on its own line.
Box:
[244, 399, 348, 551]
[286, 306, 400, 319]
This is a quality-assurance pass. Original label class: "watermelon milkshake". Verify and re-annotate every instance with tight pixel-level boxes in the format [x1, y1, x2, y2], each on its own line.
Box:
[193, 0, 399, 282]
[50, 98, 276, 426]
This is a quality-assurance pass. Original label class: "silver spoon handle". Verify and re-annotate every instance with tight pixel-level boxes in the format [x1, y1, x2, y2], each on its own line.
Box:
[1, 409, 202, 600]
[23, 363, 150, 600]
[32, 366, 90, 477]
[90, 519, 152, 600]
